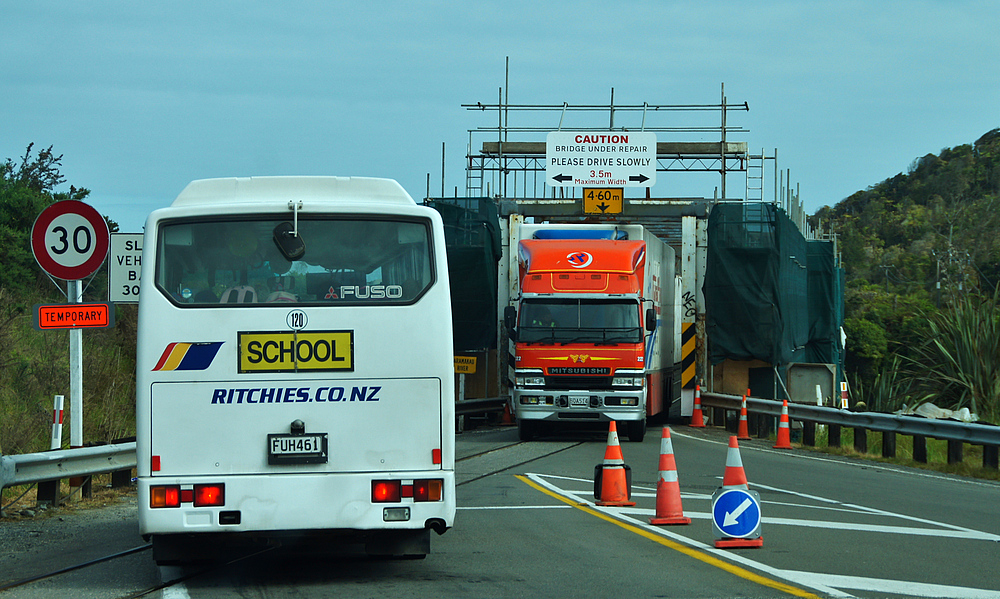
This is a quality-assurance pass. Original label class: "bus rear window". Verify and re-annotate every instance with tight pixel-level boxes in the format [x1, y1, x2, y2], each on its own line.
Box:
[156, 217, 433, 306]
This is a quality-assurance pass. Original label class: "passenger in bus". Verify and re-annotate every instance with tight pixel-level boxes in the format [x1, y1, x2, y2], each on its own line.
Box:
[193, 289, 218, 303]
[266, 291, 297, 303]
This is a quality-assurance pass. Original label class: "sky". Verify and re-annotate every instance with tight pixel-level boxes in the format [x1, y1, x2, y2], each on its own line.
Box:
[3, 1, 998, 233]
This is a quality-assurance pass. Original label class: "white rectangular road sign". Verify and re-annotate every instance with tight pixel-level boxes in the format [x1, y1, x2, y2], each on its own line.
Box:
[110, 233, 143, 303]
[546, 131, 657, 188]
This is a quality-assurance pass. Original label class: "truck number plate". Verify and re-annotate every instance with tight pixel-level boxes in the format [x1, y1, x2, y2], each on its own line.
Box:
[569, 395, 589, 407]
[267, 433, 329, 465]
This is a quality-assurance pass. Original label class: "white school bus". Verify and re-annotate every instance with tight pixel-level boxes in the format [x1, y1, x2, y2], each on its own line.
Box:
[135, 177, 455, 563]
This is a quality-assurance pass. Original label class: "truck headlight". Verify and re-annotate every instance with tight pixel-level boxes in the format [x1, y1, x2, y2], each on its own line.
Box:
[612, 375, 644, 387]
[515, 372, 545, 387]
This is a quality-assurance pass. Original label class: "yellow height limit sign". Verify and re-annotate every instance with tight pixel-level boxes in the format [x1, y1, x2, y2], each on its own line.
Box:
[454, 356, 477, 374]
[583, 188, 623, 214]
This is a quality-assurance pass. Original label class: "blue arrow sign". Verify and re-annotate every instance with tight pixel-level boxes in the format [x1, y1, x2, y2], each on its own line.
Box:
[711, 488, 762, 539]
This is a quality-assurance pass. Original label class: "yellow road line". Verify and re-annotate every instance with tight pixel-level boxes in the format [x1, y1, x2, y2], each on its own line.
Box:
[516, 474, 821, 599]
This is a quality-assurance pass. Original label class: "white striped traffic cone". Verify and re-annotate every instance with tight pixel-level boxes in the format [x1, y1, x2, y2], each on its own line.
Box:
[596, 421, 635, 507]
[737, 394, 751, 440]
[774, 399, 792, 449]
[649, 426, 690, 525]
[722, 435, 749, 490]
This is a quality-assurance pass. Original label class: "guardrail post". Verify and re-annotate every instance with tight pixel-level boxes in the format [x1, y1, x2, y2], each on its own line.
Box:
[881, 431, 896, 458]
[984, 445, 999, 470]
[111, 469, 132, 488]
[853, 427, 868, 453]
[755, 414, 771, 439]
[947, 440, 963, 465]
[36, 480, 60, 507]
[110, 436, 136, 488]
[802, 422, 816, 446]
[828, 424, 841, 448]
[913, 435, 927, 462]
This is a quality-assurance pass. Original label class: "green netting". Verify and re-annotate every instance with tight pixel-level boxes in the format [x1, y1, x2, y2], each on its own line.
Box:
[805, 240, 843, 363]
[426, 199, 502, 351]
[705, 203, 842, 366]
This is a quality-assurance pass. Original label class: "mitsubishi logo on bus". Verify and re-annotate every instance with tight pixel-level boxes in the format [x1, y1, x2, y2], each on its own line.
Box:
[567, 251, 593, 268]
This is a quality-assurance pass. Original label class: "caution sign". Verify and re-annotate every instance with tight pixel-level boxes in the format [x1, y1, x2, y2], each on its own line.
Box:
[34, 303, 115, 330]
[546, 131, 657, 188]
[454, 356, 477, 374]
[238, 330, 354, 373]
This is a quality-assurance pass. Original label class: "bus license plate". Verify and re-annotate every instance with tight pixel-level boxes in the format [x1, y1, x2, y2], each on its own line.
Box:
[569, 395, 589, 407]
[267, 433, 329, 465]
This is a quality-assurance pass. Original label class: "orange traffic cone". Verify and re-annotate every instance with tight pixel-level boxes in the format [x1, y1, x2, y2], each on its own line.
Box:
[595, 421, 635, 507]
[689, 384, 705, 428]
[722, 435, 749, 490]
[500, 401, 515, 426]
[649, 427, 690, 525]
[774, 400, 792, 449]
[736, 394, 752, 440]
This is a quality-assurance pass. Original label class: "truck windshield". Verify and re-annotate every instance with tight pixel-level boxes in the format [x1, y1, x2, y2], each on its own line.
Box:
[155, 216, 433, 306]
[519, 299, 642, 344]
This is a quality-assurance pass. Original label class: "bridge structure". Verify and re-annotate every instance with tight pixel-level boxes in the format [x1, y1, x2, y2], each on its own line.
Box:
[427, 85, 841, 419]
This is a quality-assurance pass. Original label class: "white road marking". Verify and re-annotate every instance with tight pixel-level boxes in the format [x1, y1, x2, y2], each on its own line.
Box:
[523, 472, 1000, 599]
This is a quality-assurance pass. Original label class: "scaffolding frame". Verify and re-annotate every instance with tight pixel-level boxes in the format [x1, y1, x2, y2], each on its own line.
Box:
[463, 86, 753, 202]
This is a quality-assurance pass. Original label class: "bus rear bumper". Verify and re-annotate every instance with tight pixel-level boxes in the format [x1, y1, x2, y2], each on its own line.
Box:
[138, 471, 455, 537]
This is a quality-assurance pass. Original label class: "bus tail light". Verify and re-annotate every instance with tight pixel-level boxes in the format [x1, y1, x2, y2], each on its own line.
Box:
[413, 479, 443, 502]
[194, 484, 225, 507]
[372, 479, 443, 503]
[150, 485, 181, 508]
[372, 480, 401, 503]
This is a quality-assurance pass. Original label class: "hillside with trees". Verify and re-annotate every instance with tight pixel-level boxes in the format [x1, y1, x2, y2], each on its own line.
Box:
[0, 145, 136, 456]
[812, 128, 1000, 422]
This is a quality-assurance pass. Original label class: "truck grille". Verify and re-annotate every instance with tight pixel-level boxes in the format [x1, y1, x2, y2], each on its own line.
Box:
[545, 376, 612, 390]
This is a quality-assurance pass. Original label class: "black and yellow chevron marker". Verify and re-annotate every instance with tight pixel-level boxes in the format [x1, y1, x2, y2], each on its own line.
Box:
[681, 322, 696, 388]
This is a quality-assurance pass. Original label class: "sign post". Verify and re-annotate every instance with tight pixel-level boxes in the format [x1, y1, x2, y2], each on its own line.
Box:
[30, 200, 110, 460]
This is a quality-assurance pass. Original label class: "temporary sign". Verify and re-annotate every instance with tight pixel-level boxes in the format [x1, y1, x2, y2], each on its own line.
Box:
[34, 303, 115, 330]
[31, 200, 110, 280]
[546, 132, 657, 188]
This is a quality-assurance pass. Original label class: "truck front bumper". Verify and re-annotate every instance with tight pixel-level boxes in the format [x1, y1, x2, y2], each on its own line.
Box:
[512, 387, 645, 422]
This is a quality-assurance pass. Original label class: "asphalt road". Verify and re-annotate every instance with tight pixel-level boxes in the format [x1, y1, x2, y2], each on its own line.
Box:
[2, 421, 999, 598]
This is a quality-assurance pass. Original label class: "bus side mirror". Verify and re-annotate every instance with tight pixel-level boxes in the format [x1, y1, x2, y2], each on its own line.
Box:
[504, 306, 518, 340]
[645, 307, 657, 332]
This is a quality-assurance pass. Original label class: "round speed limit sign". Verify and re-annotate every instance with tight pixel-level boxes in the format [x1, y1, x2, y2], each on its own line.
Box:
[31, 200, 110, 280]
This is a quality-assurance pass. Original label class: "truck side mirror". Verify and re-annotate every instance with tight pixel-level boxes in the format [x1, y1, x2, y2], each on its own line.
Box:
[645, 307, 657, 332]
[504, 306, 518, 340]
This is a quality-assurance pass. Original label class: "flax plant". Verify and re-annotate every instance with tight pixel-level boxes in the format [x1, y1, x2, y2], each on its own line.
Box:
[906, 289, 1000, 423]
[851, 354, 914, 413]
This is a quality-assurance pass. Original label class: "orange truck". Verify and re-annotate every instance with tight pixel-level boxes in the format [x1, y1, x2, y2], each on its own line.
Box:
[504, 224, 678, 442]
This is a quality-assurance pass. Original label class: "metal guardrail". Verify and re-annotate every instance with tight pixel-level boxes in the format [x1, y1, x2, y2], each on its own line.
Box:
[456, 396, 506, 416]
[701, 393, 1000, 445]
[0, 442, 137, 492]
[700, 392, 1000, 468]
